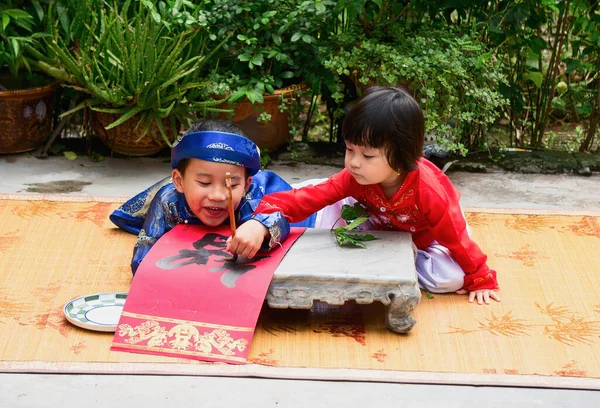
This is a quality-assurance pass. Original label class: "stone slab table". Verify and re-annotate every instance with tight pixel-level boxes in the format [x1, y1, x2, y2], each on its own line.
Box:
[268, 229, 421, 333]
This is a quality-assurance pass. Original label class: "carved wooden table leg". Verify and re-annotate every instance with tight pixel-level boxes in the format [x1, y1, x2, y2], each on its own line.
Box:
[385, 285, 421, 334]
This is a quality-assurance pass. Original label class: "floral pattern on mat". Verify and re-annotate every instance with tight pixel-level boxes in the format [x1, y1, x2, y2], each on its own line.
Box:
[9, 201, 113, 229]
[371, 349, 387, 363]
[561, 216, 600, 238]
[10, 201, 62, 219]
[0, 230, 23, 253]
[463, 212, 489, 227]
[14, 310, 71, 338]
[70, 341, 87, 355]
[0, 288, 34, 318]
[554, 360, 586, 377]
[494, 244, 546, 267]
[537, 303, 600, 346]
[444, 303, 600, 347]
[247, 349, 279, 366]
[58, 202, 114, 228]
[444, 311, 531, 336]
[313, 322, 366, 345]
[311, 302, 367, 345]
[30, 282, 63, 304]
[503, 215, 556, 233]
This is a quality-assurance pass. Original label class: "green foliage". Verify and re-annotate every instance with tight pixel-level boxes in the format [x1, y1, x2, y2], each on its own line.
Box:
[320, 0, 599, 153]
[259, 148, 271, 167]
[0, 5, 35, 76]
[0, 0, 72, 78]
[340, 201, 368, 220]
[201, 0, 337, 101]
[463, 0, 599, 151]
[38, 0, 226, 145]
[63, 151, 77, 160]
[11, 0, 599, 154]
[331, 202, 376, 248]
[325, 28, 508, 153]
[0, 2, 47, 77]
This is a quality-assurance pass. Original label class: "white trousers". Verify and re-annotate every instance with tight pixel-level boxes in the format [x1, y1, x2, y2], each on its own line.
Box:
[415, 242, 464, 293]
[291, 178, 469, 294]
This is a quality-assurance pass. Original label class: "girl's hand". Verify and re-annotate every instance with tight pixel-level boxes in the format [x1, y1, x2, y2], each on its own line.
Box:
[456, 289, 501, 305]
[226, 220, 269, 259]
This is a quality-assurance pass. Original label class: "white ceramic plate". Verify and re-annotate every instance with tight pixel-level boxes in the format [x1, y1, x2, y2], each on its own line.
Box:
[63, 292, 127, 332]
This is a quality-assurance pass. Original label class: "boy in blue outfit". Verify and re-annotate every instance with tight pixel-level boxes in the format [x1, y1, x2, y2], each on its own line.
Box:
[110, 119, 317, 274]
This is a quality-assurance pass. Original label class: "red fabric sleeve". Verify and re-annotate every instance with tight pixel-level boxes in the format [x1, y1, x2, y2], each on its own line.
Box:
[420, 180, 499, 291]
[255, 169, 356, 223]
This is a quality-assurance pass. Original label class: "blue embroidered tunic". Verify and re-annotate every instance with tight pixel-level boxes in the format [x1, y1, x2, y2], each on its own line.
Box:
[110, 170, 316, 274]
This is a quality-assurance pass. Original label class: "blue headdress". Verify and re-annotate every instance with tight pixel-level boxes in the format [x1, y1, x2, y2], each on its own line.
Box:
[171, 131, 261, 175]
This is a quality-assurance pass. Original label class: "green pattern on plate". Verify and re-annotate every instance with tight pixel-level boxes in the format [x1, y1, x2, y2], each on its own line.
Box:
[63, 292, 127, 332]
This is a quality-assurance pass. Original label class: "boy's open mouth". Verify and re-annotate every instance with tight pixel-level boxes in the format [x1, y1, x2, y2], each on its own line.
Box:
[204, 206, 226, 216]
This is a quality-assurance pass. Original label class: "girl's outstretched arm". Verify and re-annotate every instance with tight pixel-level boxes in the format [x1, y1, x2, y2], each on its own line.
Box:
[227, 170, 355, 259]
[254, 169, 356, 223]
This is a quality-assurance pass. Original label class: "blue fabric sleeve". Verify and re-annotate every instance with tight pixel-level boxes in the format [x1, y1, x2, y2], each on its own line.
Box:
[131, 187, 174, 275]
[109, 177, 173, 235]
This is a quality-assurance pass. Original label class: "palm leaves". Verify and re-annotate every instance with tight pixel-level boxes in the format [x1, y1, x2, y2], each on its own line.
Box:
[39, 0, 228, 145]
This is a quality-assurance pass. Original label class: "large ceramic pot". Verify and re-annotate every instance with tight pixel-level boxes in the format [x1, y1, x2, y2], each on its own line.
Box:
[0, 76, 60, 154]
[218, 84, 303, 152]
[90, 111, 174, 156]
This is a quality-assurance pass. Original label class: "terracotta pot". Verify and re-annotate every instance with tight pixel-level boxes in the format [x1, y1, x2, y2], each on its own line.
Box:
[91, 111, 174, 156]
[218, 84, 303, 152]
[0, 80, 60, 154]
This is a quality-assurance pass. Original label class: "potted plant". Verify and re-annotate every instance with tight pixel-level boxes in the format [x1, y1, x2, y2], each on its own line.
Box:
[38, 1, 227, 156]
[202, 0, 335, 151]
[0, 2, 61, 154]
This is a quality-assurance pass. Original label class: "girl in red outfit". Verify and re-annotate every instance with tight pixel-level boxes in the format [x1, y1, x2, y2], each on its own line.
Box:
[228, 86, 500, 305]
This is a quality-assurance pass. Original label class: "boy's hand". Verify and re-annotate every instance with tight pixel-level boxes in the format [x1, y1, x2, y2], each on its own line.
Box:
[226, 220, 269, 259]
[456, 289, 501, 305]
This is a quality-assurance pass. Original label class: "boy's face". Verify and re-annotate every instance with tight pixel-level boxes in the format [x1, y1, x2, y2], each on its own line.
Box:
[172, 158, 251, 227]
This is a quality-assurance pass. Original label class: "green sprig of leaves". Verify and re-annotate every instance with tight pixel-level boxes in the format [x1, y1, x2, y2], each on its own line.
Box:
[331, 203, 377, 248]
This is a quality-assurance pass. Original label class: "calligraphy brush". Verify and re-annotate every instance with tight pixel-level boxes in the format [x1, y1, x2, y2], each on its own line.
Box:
[225, 172, 238, 262]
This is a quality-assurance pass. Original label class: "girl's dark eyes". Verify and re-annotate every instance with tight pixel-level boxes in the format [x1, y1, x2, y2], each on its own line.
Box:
[363, 154, 374, 159]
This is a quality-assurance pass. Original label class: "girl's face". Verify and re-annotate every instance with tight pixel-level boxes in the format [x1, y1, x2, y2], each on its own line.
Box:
[344, 142, 401, 187]
[172, 158, 251, 227]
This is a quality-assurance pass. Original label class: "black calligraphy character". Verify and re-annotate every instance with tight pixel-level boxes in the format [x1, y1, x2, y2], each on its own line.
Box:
[210, 255, 270, 288]
[156, 233, 229, 269]
[155, 233, 270, 288]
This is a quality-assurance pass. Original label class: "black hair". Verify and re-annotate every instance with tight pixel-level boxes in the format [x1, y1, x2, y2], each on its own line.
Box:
[177, 119, 250, 176]
[342, 86, 424, 172]
[185, 119, 246, 136]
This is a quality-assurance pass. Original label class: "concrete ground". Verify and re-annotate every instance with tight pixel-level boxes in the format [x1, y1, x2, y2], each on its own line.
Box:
[1, 155, 599, 211]
[1, 154, 599, 407]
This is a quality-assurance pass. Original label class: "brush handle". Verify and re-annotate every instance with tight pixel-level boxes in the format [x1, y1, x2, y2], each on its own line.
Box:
[225, 172, 238, 262]
[225, 172, 237, 235]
